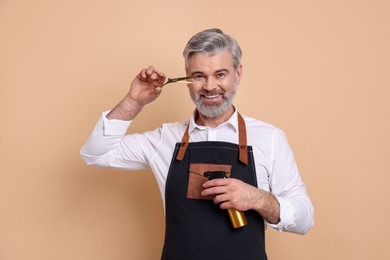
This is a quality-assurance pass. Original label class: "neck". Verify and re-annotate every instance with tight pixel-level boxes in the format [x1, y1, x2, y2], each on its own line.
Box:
[195, 106, 235, 128]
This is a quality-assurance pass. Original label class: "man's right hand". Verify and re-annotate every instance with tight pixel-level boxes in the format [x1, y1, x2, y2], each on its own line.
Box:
[107, 66, 166, 121]
[128, 66, 166, 107]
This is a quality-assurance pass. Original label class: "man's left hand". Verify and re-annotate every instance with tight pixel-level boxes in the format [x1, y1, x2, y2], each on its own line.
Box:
[201, 178, 281, 224]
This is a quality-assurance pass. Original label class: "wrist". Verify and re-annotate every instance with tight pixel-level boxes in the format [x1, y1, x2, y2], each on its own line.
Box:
[124, 95, 143, 112]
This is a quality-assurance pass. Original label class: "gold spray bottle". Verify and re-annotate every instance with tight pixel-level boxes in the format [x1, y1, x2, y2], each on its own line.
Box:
[204, 171, 247, 229]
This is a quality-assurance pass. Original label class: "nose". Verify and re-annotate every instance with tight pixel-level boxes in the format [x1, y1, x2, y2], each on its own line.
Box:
[202, 77, 217, 91]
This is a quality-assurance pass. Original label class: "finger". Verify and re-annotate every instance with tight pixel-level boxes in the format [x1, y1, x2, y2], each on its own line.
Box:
[218, 201, 233, 210]
[213, 193, 230, 204]
[157, 70, 166, 78]
[147, 67, 166, 83]
[146, 65, 155, 76]
[139, 68, 148, 79]
[203, 178, 229, 188]
[201, 186, 226, 197]
[154, 86, 162, 94]
[157, 73, 166, 85]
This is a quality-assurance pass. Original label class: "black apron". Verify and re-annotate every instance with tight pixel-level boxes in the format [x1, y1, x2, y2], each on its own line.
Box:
[161, 113, 267, 260]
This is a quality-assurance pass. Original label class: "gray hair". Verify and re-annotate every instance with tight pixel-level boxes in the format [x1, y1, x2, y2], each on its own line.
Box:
[183, 28, 242, 70]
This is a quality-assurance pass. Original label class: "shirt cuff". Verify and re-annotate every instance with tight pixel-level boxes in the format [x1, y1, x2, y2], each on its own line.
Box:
[102, 111, 132, 136]
[266, 196, 296, 232]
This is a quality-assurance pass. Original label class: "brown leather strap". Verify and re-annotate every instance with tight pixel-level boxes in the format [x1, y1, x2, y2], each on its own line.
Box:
[237, 113, 248, 165]
[176, 124, 190, 161]
[176, 112, 248, 165]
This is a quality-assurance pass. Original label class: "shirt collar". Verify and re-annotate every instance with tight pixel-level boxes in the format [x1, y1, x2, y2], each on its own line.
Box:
[188, 106, 239, 134]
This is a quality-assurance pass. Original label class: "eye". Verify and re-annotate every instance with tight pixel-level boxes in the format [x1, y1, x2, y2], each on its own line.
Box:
[216, 72, 226, 78]
[193, 74, 206, 81]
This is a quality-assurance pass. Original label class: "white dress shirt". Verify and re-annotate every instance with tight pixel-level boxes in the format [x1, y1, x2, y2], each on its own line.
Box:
[80, 109, 314, 234]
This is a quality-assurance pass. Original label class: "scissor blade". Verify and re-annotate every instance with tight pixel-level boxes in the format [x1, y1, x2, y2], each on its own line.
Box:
[175, 80, 193, 84]
[167, 76, 193, 83]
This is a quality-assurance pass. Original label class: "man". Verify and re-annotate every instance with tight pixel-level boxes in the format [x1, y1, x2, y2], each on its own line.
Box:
[80, 28, 313, 260]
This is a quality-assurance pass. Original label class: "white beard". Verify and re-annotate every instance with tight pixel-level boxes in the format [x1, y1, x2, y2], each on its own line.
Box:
[190, 84, 237, 118]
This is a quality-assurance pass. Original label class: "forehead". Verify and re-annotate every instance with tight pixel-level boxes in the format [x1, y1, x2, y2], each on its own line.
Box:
[186, 51, 234, 73]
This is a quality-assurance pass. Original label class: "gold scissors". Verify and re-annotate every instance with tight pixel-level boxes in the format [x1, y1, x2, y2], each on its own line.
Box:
[162, 76, 194, 87]
[154, 76, 194, 93]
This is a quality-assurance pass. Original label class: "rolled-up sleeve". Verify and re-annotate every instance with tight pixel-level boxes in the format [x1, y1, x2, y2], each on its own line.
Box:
[266, 129, 314, 234]
[80, 111, 158, 170]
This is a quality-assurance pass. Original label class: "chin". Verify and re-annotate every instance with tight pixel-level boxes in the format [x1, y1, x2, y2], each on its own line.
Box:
[197, 103, 229, 118]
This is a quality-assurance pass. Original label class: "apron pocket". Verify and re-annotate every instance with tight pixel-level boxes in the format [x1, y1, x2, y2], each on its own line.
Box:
[187, 163, 232, 200]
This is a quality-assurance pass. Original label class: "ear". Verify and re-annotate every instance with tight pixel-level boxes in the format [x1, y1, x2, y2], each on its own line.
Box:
[235, 64, 243, 85]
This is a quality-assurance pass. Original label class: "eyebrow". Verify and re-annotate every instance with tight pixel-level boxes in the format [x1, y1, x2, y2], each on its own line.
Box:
[190, 69, 230, 76]
[190, 71, 204, 76]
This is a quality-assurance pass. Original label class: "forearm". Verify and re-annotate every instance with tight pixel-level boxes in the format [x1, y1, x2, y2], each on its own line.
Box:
[107, 96, 143, 121]
[251, 189, 280, 224]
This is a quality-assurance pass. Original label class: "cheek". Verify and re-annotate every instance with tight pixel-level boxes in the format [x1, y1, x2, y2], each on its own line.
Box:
[188, 82, 202, 92]
[187, 85, 199, 99]
[220, 78, 236, 91]
[190, 80, 203, 87]
[220, 75, 235, 84]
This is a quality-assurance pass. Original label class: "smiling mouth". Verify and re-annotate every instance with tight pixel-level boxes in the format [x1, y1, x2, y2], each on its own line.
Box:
[203, 94, 220, 99]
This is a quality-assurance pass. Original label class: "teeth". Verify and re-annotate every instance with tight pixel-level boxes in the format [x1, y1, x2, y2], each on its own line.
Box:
[205, 95, 219, 99]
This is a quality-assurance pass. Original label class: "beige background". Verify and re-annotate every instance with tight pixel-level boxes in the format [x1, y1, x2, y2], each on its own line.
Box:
[1, 0, 389, 259]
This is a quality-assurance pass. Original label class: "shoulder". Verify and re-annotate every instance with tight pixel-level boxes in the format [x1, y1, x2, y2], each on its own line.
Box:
[242, 114, 281, 133]
[159, 121, 188, 141]
[241, 114, 286, 145]
[161, 121, 188, 131]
